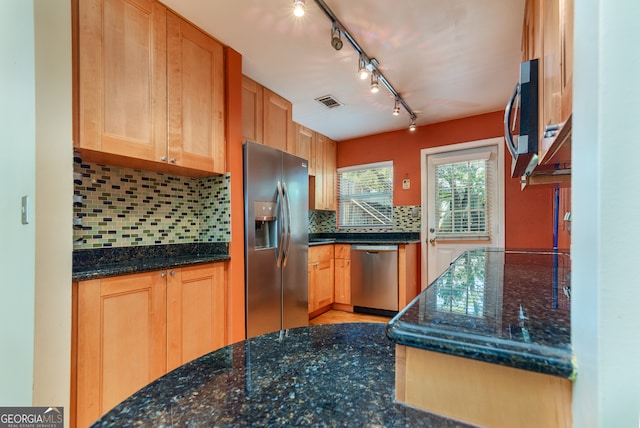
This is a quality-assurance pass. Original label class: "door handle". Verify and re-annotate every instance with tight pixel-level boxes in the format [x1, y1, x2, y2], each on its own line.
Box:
[276, 181, 285, 268]
[282, 181, 292, 268]
[429, 238, 437, 246]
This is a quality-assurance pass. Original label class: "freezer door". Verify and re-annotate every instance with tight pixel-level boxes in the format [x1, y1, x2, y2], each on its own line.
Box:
[281, 151, 309, 331]
[244, 141, 283, 338]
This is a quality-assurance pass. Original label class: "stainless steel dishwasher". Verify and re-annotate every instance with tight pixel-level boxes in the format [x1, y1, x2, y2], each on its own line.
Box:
[350, 245, 398, 316]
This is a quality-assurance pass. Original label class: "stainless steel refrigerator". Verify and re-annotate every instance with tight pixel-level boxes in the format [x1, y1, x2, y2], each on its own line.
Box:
[244, 141, 309, 339]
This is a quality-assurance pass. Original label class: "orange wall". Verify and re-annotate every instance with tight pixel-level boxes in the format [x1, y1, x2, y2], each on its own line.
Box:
[338, 111, 558, 249]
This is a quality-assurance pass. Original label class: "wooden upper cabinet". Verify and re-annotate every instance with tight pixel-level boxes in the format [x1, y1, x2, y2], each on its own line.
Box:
[323, 138, 337, 211]
[75, 0, 226, 176]
[76, 0, 167, 162]
[521, 0, 573, 170]
[242, 75, 264, 143]
[263, 88, 293, 153]
[294, 123, 314, 172]
[167, 12, 225, 174]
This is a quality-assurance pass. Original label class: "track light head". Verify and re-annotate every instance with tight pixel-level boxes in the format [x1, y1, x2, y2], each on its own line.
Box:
[358, 56, 369, 80]
[293, 0, 305, 17]
[370, 72, 379, 94]
[393, 98, 400, 116]
[409, 116, 417, 131]
[331, 24, 343, 50]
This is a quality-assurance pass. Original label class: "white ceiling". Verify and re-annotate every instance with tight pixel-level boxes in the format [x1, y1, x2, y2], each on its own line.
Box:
[161, 0, 526, 141]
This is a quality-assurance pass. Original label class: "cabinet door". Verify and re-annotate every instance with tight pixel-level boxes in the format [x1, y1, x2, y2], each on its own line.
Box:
[312, 133, 326, 209]
[294, 123, 314, 170]
[167, 12, 225, 174]
[77, 0, 167, 163]
[308, 262, 317, 313]
[323, 138, 337, 211]
[334, 258, 351, 304]
[263, 88, 293, 153]
[76, 271, 167, 427]
[316, 258, 335, 308]
[242, 76, 264, 143]
[167, 263, 227, 371]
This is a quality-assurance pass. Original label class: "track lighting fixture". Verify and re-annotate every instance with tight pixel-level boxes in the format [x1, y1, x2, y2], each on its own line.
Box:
[370, 72, 379, 94]
[293, 0, 305, 17]
[331, 23, 343, 50]
[309, 0, 417, 128]
[358, 56, 369, 80]
[409, 117, 417, 131]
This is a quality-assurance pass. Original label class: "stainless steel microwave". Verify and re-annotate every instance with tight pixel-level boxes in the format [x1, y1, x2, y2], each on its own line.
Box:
[504, 59, 539, 178]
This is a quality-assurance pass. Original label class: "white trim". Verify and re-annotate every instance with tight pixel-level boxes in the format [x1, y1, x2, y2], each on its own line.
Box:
[420, 137, 505, 289]
[336, 160, 392, 174]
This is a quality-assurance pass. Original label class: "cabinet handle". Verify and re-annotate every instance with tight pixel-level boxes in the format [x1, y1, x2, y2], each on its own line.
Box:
[170, 270, 176, 276]
[160, 272, 167, 278]
[170, 158, 177, 163]
[161, 156, 167, 161]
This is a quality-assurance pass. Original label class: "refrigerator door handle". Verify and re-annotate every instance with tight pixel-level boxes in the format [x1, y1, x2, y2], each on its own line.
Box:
[282, 181, 292, 268]
[276, 181, 285, 268]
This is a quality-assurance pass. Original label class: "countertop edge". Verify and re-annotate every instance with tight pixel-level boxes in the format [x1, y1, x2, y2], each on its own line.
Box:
[72, 254, 230, 281]
[386, 318, 574, 379]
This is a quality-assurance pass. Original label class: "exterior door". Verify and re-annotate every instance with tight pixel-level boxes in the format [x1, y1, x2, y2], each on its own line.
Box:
[421, 138, 505, 287]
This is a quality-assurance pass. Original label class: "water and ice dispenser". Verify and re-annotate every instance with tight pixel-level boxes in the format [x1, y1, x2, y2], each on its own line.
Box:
[254, 201, 277, 249]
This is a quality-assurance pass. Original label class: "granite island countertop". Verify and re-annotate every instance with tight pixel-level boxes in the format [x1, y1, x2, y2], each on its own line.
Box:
[91, 323, 473, 427]
[72, 243, 229, 281]
[386, 248, 574, 378]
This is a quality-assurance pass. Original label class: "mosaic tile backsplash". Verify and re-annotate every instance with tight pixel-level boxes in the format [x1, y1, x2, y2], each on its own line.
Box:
[73, 161, 230, 248]
[308, 205, 421, 234]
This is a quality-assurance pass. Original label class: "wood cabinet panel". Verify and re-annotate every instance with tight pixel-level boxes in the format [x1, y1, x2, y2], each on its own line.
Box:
[242, 76, 264, 143]
[167, 12, 225, 174]
[398, 244, 419, 310]
[167, 263, 227, 371]
[310, 133, 336, 211]
[334, 258, 351, 305]
[263, 88, 293, 152]
[308, 245, 335, 314]
[77, 0, 167, 163]
[294, 123, 314, 172]
[76, 271, 167, 427]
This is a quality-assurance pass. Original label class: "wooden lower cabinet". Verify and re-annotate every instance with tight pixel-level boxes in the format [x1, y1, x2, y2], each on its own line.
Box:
[308, 245, 334, 317]
[334, 244, 351, 305]
[398, 243, 419, 310]
[166, 263, 227, 371]
[73, 262, 227, 427]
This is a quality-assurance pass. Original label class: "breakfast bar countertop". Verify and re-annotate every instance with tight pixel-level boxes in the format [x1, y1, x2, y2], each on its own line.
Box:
[91, 323, 473, 427]
[386, 248, 574, 378]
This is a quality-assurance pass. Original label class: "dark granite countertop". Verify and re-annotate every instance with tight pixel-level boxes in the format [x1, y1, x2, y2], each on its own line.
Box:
[92, 323, 473, 427]
[386, 248, 574, 379]
[309, 232, 420, 246]
[72, 243, 229, 281]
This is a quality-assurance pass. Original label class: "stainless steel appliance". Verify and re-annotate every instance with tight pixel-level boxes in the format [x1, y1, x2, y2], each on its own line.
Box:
[244, 141, 309, 339]
[351, 244, 398, 316]
[504, 58, 539, 178]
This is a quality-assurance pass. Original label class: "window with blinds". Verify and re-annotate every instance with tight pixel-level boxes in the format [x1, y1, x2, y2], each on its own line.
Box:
[337, 161, 393, 228]
[434, 154, 491, 239]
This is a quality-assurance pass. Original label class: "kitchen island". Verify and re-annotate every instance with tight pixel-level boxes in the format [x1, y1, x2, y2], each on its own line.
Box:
[91, 323, 472, 427]
[386, 248, 573, 428]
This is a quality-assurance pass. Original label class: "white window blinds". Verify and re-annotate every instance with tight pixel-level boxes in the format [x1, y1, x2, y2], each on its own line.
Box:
[337, 161, 393, 228]
[434, 151, 492, 239]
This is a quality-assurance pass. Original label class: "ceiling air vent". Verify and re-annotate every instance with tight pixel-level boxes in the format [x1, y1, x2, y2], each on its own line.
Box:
[315, 95, 343, 109]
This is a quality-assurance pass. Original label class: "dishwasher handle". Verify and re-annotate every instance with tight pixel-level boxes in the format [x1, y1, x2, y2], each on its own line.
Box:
[351, 244, 398, 252]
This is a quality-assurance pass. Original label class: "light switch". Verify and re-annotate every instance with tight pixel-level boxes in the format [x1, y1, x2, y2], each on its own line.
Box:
[21, 195, 29, 225]
[402, 178, 410, 190]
